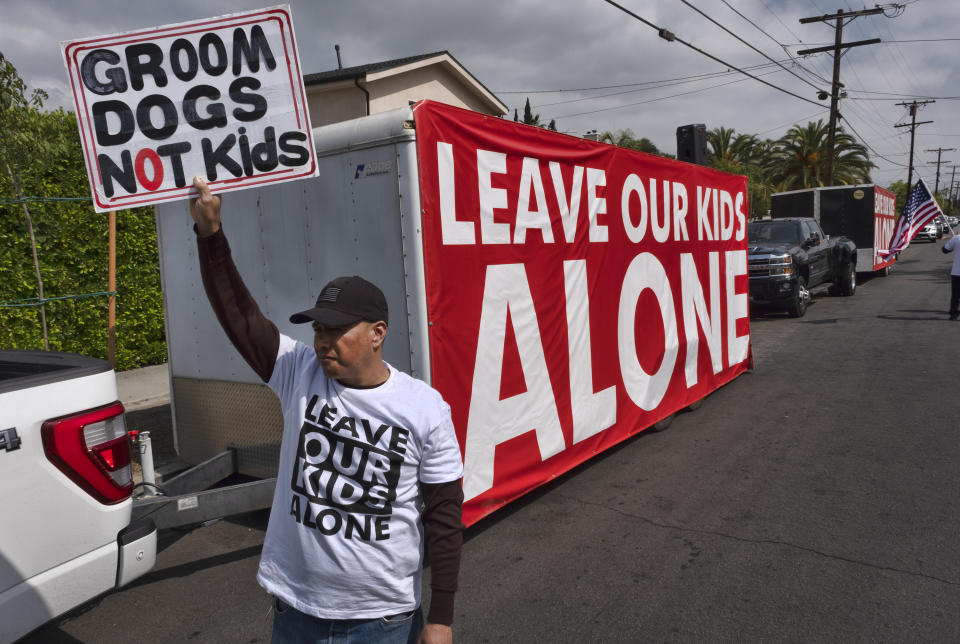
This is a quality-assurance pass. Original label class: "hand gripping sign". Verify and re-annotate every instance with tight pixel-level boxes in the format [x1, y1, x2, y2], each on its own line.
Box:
[62, 5, 316, 212]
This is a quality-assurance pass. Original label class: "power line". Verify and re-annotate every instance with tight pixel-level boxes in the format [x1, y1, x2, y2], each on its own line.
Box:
[884, 38, 960, 43]
[925, 147, 955, 193]
[714, 3, 908, 174]
[495, 60, 784, 94]
[719, 0, 835, 90]
[527, 62, 784, 109]
[841, 117, 910, 168]
[755, 109, 831, 135]
[786, 38, 960, 45]
[847, 14, 908, 130]
[845, 89, 960, 98]
[849, 96, 960, 102]
[543, 68, 785, 120]
[831, 22, 899, 145]
[722, 0, 788, 50]
[894, 100, 936, 194]
[798, 6, 885, 185]
[600, 0, 823, 107]
[758, 0, 805, 44]
[843, 97, 898, 144]
[680, 0, 822, 92]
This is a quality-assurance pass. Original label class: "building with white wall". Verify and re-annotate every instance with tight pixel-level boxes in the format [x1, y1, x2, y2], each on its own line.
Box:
[303, 50, 507, 127]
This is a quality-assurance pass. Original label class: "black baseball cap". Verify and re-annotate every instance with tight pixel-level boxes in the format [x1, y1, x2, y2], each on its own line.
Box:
[289, 276, 388, 326]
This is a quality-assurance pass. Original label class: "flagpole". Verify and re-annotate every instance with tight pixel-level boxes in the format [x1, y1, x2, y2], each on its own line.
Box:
[878, 178, 950, 258]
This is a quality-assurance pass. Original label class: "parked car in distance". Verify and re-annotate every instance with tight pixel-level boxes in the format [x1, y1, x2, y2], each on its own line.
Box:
[915, 222, 938, 242]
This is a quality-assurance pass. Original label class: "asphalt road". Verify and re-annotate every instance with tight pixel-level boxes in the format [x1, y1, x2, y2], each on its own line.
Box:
[24, 239, 959, 643]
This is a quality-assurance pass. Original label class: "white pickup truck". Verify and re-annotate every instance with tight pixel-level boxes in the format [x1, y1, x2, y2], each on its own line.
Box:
[0, 350, 157, 642]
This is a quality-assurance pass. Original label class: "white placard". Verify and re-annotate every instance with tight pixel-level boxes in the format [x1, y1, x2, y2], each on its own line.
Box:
[62, 5, 317, 213]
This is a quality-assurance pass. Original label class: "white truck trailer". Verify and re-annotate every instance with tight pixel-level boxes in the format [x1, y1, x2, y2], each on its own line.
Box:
[154, 100, 752, 526]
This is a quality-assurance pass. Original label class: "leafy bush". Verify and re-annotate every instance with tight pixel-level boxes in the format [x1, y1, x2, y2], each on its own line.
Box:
[1, 53, 165, 370]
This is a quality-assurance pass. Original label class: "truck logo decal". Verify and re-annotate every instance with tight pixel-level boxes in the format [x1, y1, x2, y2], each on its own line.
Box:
[354, 159, 392, 179]
[0, 427, 21, 452]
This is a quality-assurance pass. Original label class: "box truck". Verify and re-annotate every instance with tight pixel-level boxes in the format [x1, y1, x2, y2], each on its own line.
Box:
[770, 184, 897, 275]
[153, 101, 752, 526]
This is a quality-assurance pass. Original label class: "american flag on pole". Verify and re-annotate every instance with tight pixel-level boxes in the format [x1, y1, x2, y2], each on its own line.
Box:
[878, 178, 944, 258]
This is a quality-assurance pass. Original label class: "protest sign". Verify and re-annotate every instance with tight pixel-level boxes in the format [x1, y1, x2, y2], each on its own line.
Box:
[62, 5, 316, 213]
[412, 101, 752, 525]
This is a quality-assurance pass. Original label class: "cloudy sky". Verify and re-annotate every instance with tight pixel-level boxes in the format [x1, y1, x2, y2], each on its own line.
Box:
[3, 0, 958, 190]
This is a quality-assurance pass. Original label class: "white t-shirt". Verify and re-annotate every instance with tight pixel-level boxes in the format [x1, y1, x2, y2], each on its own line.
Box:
[945, 235, 960, 276]
[256, 334, 463, 619]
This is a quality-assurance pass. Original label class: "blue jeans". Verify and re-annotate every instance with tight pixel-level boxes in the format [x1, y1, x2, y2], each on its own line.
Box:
[271, 596, 423, 644]
[950, 275, 960, 319]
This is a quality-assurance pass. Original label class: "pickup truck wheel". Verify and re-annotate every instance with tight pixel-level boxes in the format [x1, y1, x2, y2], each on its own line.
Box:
[838, 263, 856, 296]
[788, 278, 808, 317]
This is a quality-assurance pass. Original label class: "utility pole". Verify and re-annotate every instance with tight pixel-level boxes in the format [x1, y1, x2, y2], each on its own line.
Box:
[949, 167, 958, 211]
[895, 100, 935, 196]
[925, 147, 954, 194]
[799, 8, 883, 186]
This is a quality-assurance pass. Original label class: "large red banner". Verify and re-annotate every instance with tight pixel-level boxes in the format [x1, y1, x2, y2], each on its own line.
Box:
[413, 101, 751, 526]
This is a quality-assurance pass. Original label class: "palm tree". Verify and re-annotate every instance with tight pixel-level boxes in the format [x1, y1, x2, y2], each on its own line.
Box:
[770, 120, 873, 190]
[707, 127, 738, 165]
[829, 130, 874, 185]
[599, 129, 662, 155]
[708, 128, 778, 219]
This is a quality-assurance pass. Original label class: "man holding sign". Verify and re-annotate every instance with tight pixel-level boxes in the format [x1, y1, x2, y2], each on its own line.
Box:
[189, 177, 464, 643]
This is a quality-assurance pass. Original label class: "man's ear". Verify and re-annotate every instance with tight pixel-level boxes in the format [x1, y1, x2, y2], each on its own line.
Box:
[370, 321, 387, 351]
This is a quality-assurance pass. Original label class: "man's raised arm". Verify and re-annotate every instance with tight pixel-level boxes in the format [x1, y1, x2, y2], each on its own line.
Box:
[189, 177, 280, 382]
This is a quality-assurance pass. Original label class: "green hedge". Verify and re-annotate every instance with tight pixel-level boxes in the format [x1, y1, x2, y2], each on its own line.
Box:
[0, 200, 166, 371]
[0, 117, 166, 370]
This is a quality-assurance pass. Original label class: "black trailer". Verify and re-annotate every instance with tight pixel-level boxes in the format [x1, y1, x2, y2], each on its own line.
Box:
[771, 184, 897, 274]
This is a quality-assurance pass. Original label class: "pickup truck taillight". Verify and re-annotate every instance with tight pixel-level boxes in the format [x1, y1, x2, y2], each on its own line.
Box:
[42, 402, 134, 504]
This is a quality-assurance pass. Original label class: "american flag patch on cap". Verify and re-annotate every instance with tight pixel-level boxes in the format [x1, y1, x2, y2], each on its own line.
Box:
[317, 286, 341, 303]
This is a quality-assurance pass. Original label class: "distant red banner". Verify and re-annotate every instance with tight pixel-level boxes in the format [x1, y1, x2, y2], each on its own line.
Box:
[413, 101, 751, 526]
[873, 185, 896, 271]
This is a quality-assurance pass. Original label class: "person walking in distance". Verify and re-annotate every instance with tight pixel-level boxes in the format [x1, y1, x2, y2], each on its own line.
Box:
[944, 223, 960, 320]
[188, 176, 464, 644]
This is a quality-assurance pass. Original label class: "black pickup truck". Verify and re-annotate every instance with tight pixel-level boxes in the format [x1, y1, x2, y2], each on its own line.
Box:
[747, 217, 857, 317]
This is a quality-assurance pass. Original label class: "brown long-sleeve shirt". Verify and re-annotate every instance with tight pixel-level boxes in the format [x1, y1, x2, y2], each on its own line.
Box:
[196, 226, 463, 625]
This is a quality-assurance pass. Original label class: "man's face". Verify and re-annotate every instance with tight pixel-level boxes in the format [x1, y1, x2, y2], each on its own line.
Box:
[312, 320, 386, 383]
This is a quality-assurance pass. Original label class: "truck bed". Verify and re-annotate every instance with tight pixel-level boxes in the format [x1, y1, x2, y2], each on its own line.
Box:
[0, 349, 157, 642]
[0, 350, 111, 394]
